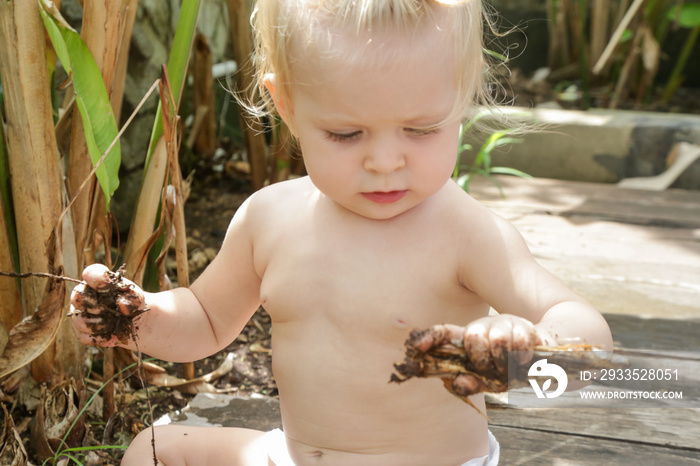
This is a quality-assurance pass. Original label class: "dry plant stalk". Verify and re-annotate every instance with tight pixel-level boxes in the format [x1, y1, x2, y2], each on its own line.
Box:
[228, 0, 269, 190]
[156, 66, 194, 379]
[192, 32, 217, 155]
[0, 3, 65, 376]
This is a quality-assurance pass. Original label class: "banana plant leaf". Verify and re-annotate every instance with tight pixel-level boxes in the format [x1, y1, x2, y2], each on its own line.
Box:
[144, 0, 202, 171]
[39, 0, 120, 211]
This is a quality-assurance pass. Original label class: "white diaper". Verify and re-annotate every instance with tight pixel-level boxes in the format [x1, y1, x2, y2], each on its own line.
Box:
[264, 428, 500, 465]
[264, 428, 295, 466]
[461, 429, 500, 466]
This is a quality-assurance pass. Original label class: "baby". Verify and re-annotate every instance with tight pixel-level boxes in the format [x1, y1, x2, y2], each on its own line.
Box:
[71, 0, 613, 464]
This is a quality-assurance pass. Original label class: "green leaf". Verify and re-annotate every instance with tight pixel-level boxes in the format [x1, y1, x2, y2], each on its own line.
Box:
[668, 4, 700, 28]
[483, 47, 508, 63]
[60, 445, 129, 453]
[477, 132, 521, 169]
[456, 174, 471, 192]
[490, 166, 532, 179]
[144, 0, 202, 170]
[39, 0, 121, 211]
[462, 109, 491, 133]
[139, 0, 201, 291]
[621, 28, 634, 43]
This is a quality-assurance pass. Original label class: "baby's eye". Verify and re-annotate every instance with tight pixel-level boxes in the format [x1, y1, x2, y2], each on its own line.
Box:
[405, 127, 442, 137]
[325, 131, 361, 143]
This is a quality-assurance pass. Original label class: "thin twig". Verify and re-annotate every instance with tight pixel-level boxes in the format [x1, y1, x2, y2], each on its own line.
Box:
[132, 333, 158, 465]
[0, 270, 83, 285]
[592, 0, 646, 75]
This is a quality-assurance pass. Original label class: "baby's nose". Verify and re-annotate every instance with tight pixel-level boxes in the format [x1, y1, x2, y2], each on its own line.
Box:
[363, 138, 406, 173]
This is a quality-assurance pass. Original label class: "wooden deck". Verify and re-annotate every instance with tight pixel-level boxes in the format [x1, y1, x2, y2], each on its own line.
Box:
[172, 177, 700, 464]
[469, 177, 700, 465]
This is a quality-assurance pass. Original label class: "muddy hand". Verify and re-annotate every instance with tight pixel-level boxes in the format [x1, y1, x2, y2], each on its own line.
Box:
[69, 264, 147, 347]
[410, 316, 543, 395]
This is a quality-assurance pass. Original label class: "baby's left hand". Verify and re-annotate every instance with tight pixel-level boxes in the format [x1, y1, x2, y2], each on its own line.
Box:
[410, 315, 550, 396]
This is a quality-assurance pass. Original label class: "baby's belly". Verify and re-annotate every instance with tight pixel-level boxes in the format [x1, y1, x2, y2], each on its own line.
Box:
[270, 323, 490, 466]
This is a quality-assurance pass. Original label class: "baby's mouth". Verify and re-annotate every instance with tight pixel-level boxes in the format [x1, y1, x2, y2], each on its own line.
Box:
[361, 190, 408, 204]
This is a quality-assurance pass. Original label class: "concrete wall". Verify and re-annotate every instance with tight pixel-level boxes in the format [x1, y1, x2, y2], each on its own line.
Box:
[461, 108, 700, 189]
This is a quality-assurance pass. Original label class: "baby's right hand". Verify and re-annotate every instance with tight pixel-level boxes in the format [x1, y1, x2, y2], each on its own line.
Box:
[70, 264, 148, 347]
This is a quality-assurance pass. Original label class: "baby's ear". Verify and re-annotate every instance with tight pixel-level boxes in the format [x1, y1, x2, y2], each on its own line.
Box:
[263, 74, 293, 127]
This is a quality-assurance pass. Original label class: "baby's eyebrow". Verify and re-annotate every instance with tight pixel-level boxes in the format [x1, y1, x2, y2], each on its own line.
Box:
[312, 112, 358, 127]
[402, 109, 455, 128]
[403, 117, 448, 130]
[313, 111, 453, 129]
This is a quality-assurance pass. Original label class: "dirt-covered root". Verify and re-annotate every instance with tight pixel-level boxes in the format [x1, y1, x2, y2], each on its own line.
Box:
[75, 266, 148, 345]
[391, 327, 611, 414]
[390, 328, 510, 417]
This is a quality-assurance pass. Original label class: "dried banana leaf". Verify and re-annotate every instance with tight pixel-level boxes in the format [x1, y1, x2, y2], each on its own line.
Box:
[0, 404, 27, 466]
[31, 378, 87, 462]
[0, 273, 65, 379]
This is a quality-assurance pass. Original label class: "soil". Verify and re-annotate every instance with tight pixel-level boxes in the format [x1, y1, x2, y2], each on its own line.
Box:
[78, 266, 148, 346]
[497, 68, 700, 114]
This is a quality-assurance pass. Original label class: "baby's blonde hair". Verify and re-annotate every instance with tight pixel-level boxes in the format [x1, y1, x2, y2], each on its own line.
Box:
[247, 0, 493, 128]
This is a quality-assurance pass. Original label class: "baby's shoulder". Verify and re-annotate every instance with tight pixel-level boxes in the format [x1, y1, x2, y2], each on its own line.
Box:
[239, 176, 314, 223]
[436, 182, 499, 225]
[436, 182, 521, 243]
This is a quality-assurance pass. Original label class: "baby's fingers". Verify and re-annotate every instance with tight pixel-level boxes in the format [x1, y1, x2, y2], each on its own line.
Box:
[449, 373, 487, 397]
[409, 323, 466, 352]
[69, 312, 120, 347]
[510, 321, 542, 365]
[82, 263, 113, 292]
[464, 320, 498, 373]
[511, 321, 542, 350]
[70, 283, 97, 312]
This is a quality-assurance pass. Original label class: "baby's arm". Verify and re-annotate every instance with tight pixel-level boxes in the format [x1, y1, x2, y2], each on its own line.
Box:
[460, 208, 612, 349]
[70, 196, 262, 362]
[412, 206, 612, 395]
[416, 204, 613, 382]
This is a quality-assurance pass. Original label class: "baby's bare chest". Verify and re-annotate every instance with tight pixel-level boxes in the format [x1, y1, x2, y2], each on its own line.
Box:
[257, 225, 484, 333]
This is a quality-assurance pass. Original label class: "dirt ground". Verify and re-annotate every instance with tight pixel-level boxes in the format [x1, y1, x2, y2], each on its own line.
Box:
[497, 68, 700, 114]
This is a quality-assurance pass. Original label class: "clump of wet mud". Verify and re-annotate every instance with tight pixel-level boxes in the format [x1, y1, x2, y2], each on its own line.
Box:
[390, 328, 512, 403]
[74, 266, 148, 345]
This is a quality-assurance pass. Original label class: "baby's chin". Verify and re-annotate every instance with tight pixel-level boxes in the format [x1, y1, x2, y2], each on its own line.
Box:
[339, 197, 427, 221]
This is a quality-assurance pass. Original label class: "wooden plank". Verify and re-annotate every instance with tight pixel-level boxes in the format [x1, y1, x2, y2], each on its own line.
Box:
[473, 178, 700, 461]
[605, 314, 700, 351]
[470, 176, 700, 228]
[487, 407, 700, 450]
[470, 177, 700, 320]
[490, 424, 700, 465]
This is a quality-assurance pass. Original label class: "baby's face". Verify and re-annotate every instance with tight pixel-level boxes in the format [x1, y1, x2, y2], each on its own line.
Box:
[287, 29, 463, 220]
